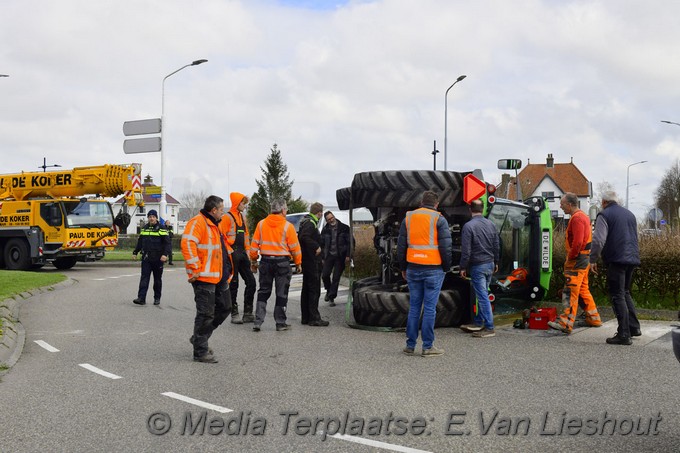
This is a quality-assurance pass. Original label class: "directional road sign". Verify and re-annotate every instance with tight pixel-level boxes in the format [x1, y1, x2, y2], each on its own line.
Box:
[123, 137, 162, 154]
[123, 118, 161, 136]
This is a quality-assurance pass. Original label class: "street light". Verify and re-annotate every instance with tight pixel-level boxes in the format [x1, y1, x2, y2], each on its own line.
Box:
[625, 160, 647, 209]
[160, 59, 208, 223]
[444, 75, 466, 171]
[0, 74, 8, 78]
[661, 120, 680, 127]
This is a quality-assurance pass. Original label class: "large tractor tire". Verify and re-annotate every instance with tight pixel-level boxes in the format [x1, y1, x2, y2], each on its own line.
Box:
[349, 170, 468, 208]
[4, 238, 31, 270]
[352, 283, 466, 328]
[53, 257, 77, 270]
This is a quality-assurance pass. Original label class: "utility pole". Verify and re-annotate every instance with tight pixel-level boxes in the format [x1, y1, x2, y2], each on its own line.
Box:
[432, 140, 439, 170]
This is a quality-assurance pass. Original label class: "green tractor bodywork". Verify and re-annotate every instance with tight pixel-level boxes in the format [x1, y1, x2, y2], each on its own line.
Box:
[338, 169, 553, 330]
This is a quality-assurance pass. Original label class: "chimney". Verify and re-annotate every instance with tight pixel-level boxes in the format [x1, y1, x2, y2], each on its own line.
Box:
[501, 173, 510, 196]
[144, 174, 154, 184]
[546, 153, 554, 168]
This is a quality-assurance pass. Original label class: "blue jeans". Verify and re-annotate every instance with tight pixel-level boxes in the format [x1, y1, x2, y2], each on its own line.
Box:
[406, 267, 445, 350]
[471, 262, 494, 330]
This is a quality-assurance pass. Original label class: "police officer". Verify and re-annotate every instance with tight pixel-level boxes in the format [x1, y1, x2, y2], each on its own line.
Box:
[133, 209, 172, 305]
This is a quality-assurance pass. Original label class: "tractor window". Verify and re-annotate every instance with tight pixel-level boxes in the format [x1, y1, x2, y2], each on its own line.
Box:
[63, 201, 114, 228]
[487, 203, 531, 277]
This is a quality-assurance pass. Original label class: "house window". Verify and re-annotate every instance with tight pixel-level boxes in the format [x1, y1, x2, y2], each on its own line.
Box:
[551, 210, 559, 218]
[542, 191, 555, 200]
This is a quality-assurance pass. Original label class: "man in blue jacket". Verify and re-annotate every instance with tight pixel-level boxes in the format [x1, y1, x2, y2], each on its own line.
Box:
[590, 191, 642, 345]
[459, 199, 500, 338]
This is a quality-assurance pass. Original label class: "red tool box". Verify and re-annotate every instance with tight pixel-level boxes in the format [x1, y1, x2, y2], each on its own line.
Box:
[528, 307, 557, 330]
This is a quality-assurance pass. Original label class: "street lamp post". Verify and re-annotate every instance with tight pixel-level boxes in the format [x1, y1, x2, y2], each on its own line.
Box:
[625, 160, 647, 209]
[160, 59, 208, 223]
[444, 75, 466, 171]
[0, 74, 8, 78]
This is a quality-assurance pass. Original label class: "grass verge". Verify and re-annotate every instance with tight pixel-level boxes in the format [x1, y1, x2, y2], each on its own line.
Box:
[0, 270, 67, 301]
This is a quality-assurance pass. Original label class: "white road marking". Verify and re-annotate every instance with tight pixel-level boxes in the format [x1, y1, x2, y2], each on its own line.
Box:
[329, 433, 433, 453]
[161, 392, 233, 413]
[34, 340, 59, 352]
[78, 363, 122, 379]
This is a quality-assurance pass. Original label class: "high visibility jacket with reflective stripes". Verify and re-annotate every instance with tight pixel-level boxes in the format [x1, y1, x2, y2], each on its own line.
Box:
[405, 207, 442, 265]
[249, 214, 302, 266]
[181, 212, 223, 284]
[133, 223, 171, 257]
[225, 192, 251, 252]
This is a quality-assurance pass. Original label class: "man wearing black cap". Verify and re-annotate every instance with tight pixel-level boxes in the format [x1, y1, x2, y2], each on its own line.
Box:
[133, 209, 172, 305]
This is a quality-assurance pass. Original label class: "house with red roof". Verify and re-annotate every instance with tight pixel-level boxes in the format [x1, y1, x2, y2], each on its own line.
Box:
[495, 153, 592, 219]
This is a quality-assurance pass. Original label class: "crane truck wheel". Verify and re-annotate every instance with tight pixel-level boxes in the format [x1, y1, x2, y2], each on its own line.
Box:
[53, 257, 78, 270]
[4, 239, 31, 271]
[352, 284, 465, 328]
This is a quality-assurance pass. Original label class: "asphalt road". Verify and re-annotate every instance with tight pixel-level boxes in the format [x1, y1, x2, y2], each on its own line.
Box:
[1, 262, 679, 452]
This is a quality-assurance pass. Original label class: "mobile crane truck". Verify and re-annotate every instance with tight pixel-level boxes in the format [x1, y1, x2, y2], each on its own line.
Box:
[0, 163, 143, 270]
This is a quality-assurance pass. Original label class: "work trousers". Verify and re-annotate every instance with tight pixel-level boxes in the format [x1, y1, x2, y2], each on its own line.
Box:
[255, 258, 292, 327]
[607, 263, 641, 339]
[228, 250, 256, 316]
[191, 277, 231, 358]
[137, 259, 163, 302]
[558, 260, 601, 331]
[322, 254, 346, 300]
[301, 258, 322, 324]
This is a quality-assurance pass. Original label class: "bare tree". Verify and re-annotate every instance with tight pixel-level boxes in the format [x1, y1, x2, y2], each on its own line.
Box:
[654, 158, 680, 231]
[181, 189, 211, 219]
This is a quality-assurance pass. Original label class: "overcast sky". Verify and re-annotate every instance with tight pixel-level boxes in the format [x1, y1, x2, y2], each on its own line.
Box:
[2, 0, 679, 221]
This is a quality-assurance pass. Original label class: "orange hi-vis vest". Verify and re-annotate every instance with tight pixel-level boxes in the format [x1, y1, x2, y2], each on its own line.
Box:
[181, 213, 223, 284]
[405, 207, 442, 265]
[250, 214, 302, 266]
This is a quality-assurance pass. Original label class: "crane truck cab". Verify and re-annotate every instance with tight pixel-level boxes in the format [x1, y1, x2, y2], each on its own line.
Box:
[0, 164, 143, 270]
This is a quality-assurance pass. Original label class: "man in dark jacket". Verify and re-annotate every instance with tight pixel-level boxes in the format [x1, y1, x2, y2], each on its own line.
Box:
[459, 199, 500, 338]
[321, 211, 351, 306]
[298, 202, 329, 326]
[133, 209, 172, 305]
[163, 220, 174, 265]
[590, 191, 642, 345]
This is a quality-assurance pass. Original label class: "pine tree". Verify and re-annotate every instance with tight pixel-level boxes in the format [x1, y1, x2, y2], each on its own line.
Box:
[248, 144, 307, 232]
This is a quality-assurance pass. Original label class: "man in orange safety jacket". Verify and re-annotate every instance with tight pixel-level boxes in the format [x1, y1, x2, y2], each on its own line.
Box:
[222, 192, 257, 324]
[249, 197, 302, 332]
[548, 192, 602, 334]
[182, 195, 233, 363]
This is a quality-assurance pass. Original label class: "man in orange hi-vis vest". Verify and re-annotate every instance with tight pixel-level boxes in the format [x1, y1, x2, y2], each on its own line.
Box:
[396, 190, 452, 357]
[182, 195, 230, 364]
[249, 198, 302, 332]
[549, 192, 602, 334]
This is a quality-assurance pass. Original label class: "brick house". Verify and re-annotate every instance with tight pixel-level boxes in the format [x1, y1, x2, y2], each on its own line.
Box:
[495, 154, 592, 219]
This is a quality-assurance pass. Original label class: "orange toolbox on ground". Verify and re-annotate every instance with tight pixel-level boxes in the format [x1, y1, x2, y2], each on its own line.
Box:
[528, 307, 557, 330]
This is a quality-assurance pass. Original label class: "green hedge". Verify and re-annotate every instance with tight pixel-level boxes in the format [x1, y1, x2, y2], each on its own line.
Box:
[548, 231, 679, 310]
[351, 227, 680, 311]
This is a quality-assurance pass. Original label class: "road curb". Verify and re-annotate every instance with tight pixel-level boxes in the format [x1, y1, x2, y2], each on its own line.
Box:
[0, 278, 75, 372]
